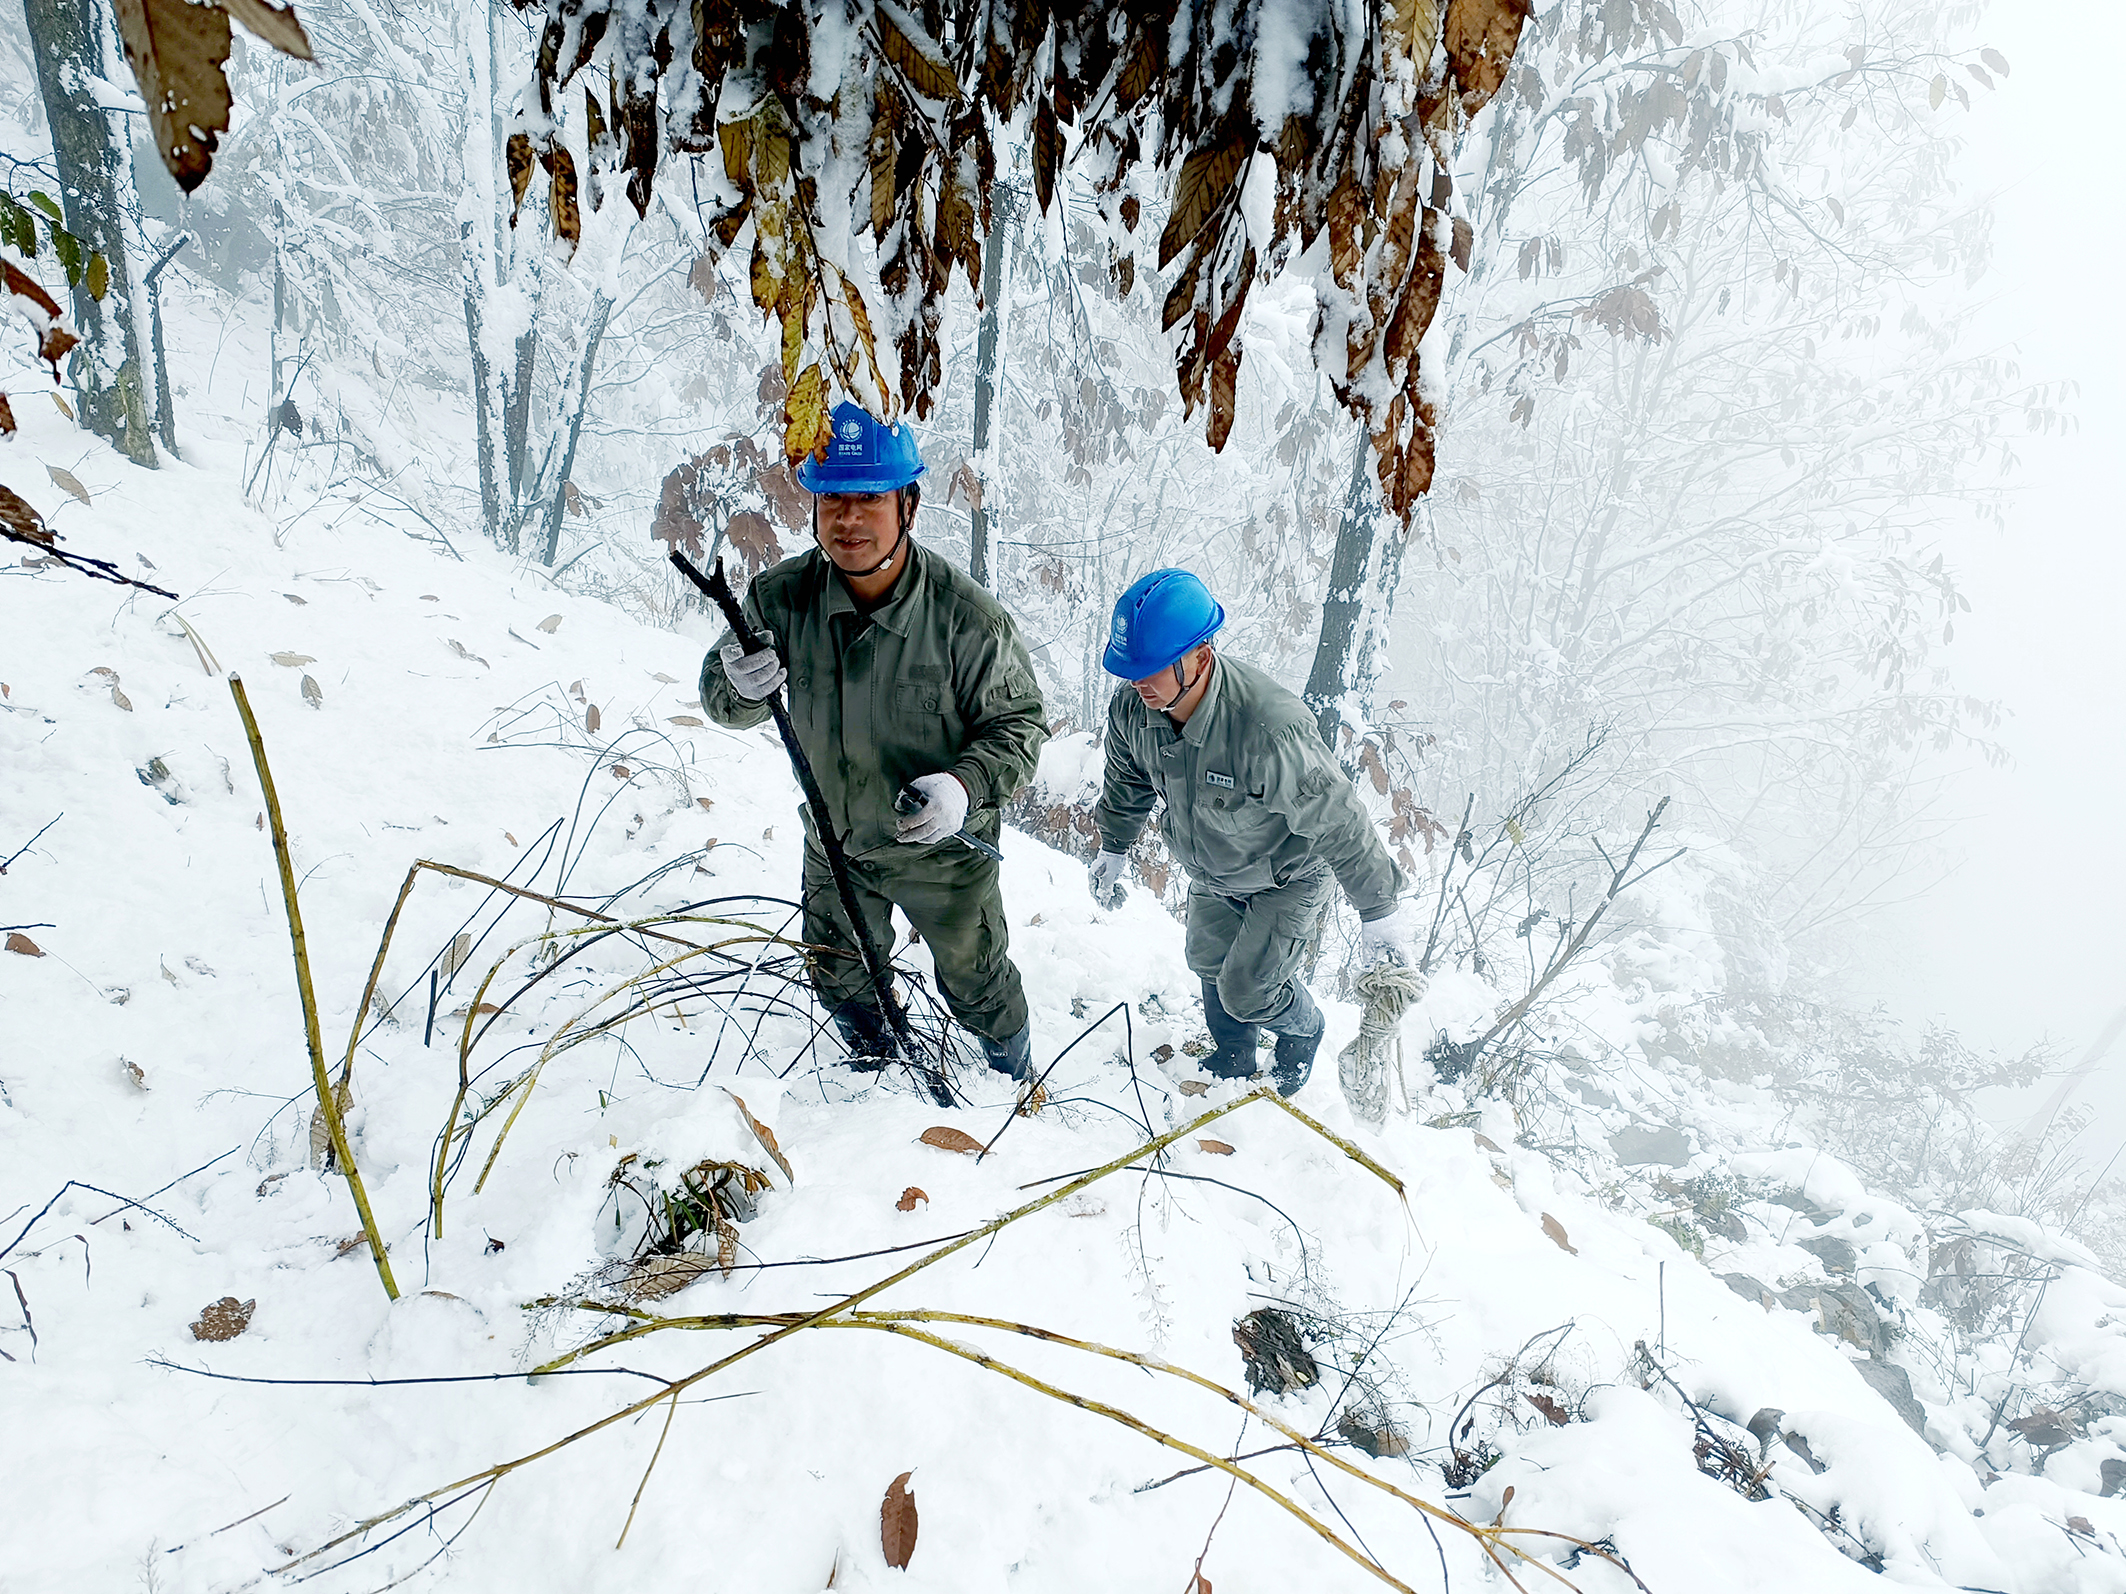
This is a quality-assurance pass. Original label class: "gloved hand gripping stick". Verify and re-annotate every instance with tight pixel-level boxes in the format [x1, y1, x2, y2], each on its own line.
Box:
[669, 550, 956, 1107]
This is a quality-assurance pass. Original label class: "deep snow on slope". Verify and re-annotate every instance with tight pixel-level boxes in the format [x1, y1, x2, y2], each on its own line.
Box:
[4, 411, 2125, 1594]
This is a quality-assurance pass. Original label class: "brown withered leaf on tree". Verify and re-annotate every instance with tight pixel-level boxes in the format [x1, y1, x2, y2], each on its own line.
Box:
[506, 132, 535, 224]
[548, 144, 582, 250]
[725, 509, 782, 576]
[1159, 136, 1249, 268]
[783, 363, 828, 460]
[873, 10, 957, 103]
[1031, 93, 1060, 215]
[0, 485, 50, 545]
[5, 260, 78, 373]
[219, 0, 312, 58]
[688, 254, 720, 302]
[115, 0, 233, 192]
[1205, 347, 1241, 453]
[1444, 0, 1533, 111]
[880, 1471, 918, 1569]
[919, 1125, 983, 1155]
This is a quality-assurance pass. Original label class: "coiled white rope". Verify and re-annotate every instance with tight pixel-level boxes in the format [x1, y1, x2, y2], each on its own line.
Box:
[1337, 957, 1430, 1128]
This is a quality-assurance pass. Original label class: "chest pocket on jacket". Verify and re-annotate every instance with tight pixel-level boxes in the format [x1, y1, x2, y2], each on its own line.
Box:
[893, 682, 945, 716]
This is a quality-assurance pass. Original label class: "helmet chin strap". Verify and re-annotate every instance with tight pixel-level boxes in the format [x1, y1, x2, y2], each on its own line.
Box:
[1154, 651, 1196, 713]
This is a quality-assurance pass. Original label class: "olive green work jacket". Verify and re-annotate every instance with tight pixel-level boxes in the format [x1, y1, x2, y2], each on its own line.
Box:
[1093, 655, 1402, 921]
[701, 542, 1047, 856]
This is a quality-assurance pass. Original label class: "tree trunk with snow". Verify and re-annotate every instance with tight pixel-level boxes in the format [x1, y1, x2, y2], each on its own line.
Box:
[23, 0, 155, 467]
[1303, 433, 1383, 751]
[534, 290, 613, 566]
[968, 191, 1013, 587]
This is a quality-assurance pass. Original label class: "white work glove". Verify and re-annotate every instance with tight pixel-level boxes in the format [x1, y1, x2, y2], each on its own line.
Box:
[1360, 914, 1408, 968]
[1089, 850, 1128, 909]
[718, 630, 786, 702]
[894, 771, 969, 845]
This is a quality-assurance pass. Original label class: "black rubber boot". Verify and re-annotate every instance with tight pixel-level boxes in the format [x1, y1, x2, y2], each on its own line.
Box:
[1200, 979, 1262, 1079]
[979, 1025, 1035, 1082]
[829, 1000, 899, 1072]
[1269, 985, 1324, 1098]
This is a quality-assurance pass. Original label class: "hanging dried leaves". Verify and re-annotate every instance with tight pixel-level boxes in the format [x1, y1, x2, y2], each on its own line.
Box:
[880, 1471, 918, 1569]
[513, 0, 1527, 515]
[114, 0, 312, 195]
[5, 261, 78, 375]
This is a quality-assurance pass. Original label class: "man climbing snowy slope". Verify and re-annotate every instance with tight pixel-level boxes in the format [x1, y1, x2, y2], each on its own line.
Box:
[702, 402, 1047, 1081]
[1090, 570, 1405, 1096]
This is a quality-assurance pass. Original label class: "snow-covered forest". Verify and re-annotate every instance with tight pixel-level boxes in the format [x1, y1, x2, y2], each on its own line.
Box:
[4, 1, 2122, 1590]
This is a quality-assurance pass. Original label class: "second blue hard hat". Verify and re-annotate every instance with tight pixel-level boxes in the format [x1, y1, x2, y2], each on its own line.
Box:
[795, 401, 927, 494]
[1103, 569, 1226, 679]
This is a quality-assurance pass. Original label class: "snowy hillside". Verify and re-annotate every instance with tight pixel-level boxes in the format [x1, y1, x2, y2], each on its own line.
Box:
[5, 412, 2126, 1594]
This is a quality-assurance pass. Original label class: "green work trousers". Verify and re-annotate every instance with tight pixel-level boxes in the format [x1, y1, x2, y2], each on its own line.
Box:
[1184, 864, 1336, 1031]
[802, 836, 1027, 1043]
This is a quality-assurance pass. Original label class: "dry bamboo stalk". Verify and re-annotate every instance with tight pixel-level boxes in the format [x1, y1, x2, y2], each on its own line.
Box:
[427, 913, 799, 1234]
[831, 1318, 1420, 1592]
[278, 1091, 1541, 1581]
[229, 674, 398, 1303]
[465, 925, 787, 1196]
[615, 1390, 680, 1550]
[530, 1091, 1286, 1375]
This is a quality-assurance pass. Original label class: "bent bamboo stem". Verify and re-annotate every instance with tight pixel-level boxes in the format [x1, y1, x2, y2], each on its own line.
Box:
[229, 674, 398, 1303]
[279, 1091, 1594, 1587]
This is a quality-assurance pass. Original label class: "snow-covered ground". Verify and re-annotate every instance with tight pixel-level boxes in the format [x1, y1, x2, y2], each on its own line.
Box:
[6, 407, 2125, 1593]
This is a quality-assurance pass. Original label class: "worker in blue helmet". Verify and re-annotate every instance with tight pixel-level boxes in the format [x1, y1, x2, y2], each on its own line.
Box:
[701, 401, 1048, 1083]
[1090, 570, 1407, 1096]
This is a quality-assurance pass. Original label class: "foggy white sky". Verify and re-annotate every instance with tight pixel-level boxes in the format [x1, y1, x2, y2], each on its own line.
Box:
[1863, 3, 2126, 1154]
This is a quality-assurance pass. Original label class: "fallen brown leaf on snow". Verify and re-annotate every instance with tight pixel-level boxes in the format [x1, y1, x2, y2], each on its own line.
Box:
[880, 1472, 918, 1570]
[190, 1296, 255, 1342]
[895, 1187, 928, 1211]
[919, 1126, 983, 1155]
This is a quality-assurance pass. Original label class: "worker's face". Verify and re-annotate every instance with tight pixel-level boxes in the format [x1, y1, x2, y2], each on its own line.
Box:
[1131, 645, 1212, 709]
[814, 490, 901, 572]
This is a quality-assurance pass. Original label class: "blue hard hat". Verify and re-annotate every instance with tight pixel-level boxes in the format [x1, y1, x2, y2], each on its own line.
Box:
[795, 401, 927, 494]
[1103, 569, 1226, 679]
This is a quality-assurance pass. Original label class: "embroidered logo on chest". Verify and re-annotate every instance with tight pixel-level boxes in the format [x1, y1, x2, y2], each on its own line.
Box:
[1204, 771, 1236, 789]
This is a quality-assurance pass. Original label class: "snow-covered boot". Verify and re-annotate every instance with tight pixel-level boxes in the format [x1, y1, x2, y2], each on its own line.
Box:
[979, 1024, 1035, 1082]
[1200, 980, 1262, 1079]
[1269, 986, 1325, 1098]
[830, 1000, 899, 1072]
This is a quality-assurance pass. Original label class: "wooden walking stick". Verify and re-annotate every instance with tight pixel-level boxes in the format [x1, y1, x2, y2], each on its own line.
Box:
[671, 551, 955, 1107]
